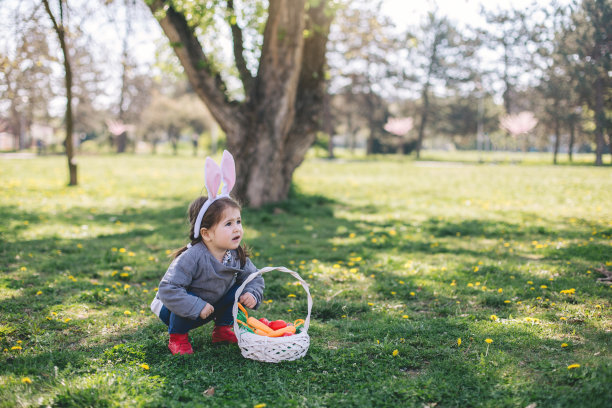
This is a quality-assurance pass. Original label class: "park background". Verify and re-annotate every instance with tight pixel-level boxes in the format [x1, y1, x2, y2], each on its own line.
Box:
[1, 0, 611, 407]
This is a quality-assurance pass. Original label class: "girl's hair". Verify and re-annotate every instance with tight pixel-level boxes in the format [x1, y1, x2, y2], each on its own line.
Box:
[171, 196, 250, 267]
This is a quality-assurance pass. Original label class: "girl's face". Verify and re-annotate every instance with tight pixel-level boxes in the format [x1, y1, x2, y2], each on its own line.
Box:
[202, 207, 243, 254]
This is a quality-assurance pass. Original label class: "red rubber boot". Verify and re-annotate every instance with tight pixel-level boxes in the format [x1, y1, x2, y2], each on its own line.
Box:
[211, 325, 238, 343]
[168, 333, 193, 355]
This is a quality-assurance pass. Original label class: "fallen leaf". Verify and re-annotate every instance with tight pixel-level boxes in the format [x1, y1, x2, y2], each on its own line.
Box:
[203, 387, 215, 396]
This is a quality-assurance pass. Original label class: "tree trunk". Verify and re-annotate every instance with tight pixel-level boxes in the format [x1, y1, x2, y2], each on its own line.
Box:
[44, 0, 77, 185]
[148, 0, 332, 207]
[116, 131, 127, 154]
[594, 76, 605, 166]
[148, 0, 331, 207]
[502, 41, 512, 115]
[568, 119, 575, 162]
[416, 87, 430, 159]
[553, 115, 560, 165]
[324, 89, 334, 159]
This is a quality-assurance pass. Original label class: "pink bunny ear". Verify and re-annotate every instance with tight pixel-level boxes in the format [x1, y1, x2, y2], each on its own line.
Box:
[205, 157, 222, 199]
[220, 150, 236, 195]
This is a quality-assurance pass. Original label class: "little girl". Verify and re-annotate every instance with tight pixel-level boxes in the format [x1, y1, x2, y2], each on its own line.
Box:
[150, 151, 264, 355]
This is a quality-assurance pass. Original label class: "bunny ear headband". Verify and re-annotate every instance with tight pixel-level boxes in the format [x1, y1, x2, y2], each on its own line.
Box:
[193, 150, 236, 239]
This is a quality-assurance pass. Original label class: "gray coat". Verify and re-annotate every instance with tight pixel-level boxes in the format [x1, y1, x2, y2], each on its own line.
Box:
[151, 242, 264, 320]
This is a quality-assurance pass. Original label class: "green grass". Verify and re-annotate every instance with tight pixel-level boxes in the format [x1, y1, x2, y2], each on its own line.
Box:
[1, 153, 611, 407]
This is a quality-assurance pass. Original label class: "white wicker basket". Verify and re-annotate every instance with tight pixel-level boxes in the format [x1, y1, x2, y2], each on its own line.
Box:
[232, 266, 312, 363]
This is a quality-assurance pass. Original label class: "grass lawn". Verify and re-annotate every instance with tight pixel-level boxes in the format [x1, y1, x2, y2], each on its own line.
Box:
[1, 153, 611, 407]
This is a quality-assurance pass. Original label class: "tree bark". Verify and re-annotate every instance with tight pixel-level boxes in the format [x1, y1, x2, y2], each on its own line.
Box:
[148, 0, 332, 206]
[568, 119, 575, 162]
[416, 86, 430, 159]
[553, 114, 560, 165]
[44, 0, 76, 185]
[594, 76, 605, 166]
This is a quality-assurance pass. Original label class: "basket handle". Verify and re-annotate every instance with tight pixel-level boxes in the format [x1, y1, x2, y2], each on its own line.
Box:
[232, 266, 312, 336]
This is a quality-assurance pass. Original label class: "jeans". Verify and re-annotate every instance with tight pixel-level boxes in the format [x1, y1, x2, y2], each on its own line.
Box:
[158, 284, 240, 334]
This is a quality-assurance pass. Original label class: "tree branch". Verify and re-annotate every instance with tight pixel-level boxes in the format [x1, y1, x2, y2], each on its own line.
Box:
[227, 0, 253, 96]
[147, 0, 241, 133]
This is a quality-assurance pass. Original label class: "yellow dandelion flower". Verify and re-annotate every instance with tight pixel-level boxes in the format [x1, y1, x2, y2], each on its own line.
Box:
[467, 283, 474, 287]
[120, 272, 129, 278]
[63, 318, 71, 323]
[392, 349, 399, 356]
[254, 404, 267, 408]
[140, 363, 150, 370]
[128, 252, 135, 257]
[527, 281, 533, 285]
[123, 284, 131, 290]
[402, 315, 409, 319]
[560, 317, 567, 321]
[11, 346, 22, 350]
[124, 310, 131, 315]
[498, 288, 503, 293]
[20, 266, 27, 271]
[143, 289, 149, 293]
[490, 315, 498, 321]
[111, 247, 118, 252]
[561, 343, 568, 348]
[77, 243, 83, 249]
[333, 264, 340, 269]
[349, 232, 356, 238]
[21, 377, 32, 384]
[410, 292, 415, 296]
[504, 300, 511, 303]
[389, 230, 397, 236]
[368, 302, 374, 306]
[391, 291, 396, 295]
[119, 248, 126, 253]
[457, 338, 462, 346]
[474, 266, 479, 272]
[36, 291, 42, 296]
[287, 294, 296, 298]
[485, 338, 493, 344]
[540, 285, 548, 289]
[567, 364, 580, 369]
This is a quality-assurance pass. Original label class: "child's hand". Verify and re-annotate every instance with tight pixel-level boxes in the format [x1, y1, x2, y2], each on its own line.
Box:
[239, 293, 256, 308]
[200, 303, 214, 319]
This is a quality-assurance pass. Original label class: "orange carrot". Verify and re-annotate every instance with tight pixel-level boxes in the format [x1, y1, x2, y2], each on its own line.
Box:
[247, 317, 273, 333]
[266, 325, 296, 337]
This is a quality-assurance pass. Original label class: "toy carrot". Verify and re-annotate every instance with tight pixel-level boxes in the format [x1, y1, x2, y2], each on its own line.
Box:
[247, 317, 273, 334]
[265, 325, 296, 337]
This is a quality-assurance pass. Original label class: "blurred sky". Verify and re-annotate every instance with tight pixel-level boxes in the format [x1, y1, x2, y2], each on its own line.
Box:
[381, 0, 540, 29]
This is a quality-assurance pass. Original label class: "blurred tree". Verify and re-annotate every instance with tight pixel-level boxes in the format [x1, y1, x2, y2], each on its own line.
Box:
[146, 0, 335, 206]
[327, 0, 398, 154]
[533, 2, 582, 164]
[138, 89, 213, 155]
[406, 11, 469, 158]
[562, 0, 611, 165]
[481, 6, 534, 116]
[0, 7, 54, 150]
[43, 0, 77, 185]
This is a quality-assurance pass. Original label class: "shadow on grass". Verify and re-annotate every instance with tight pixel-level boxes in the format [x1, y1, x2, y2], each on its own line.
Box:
[1, 189, 611, 406]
